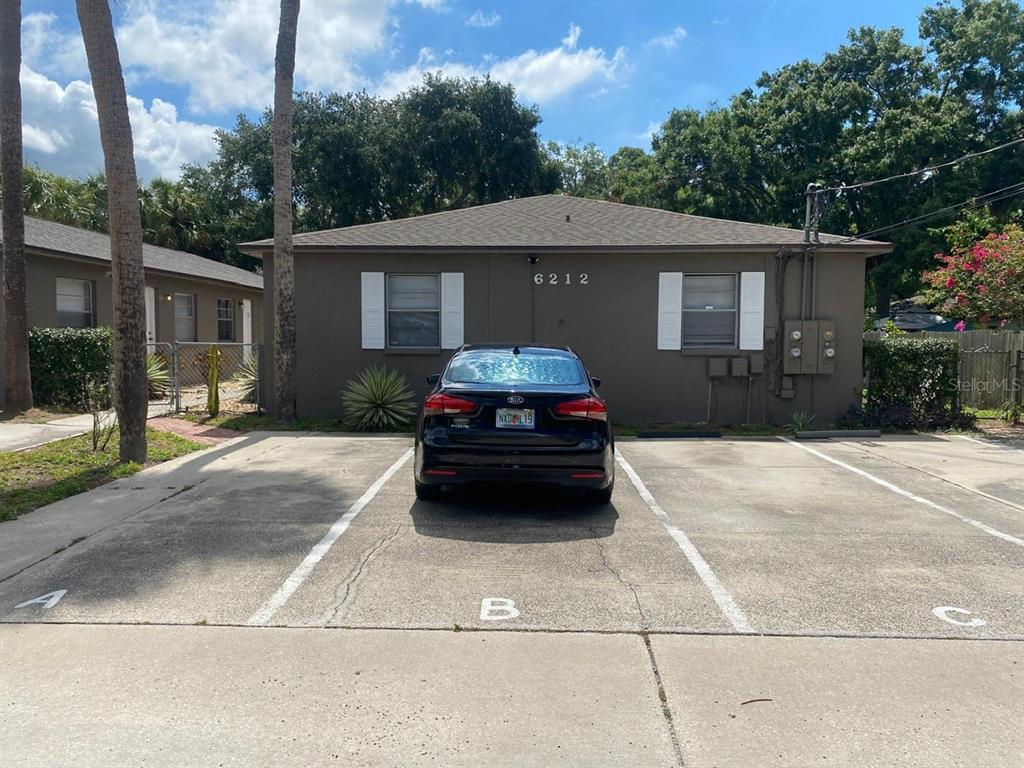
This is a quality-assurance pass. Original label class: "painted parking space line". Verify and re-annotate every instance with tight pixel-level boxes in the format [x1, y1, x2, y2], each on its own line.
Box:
[778, 437, 1023, 547]
[954, 434, 1023, 452]
[247, 448, 414, 626]
[615, 450, 754, 634]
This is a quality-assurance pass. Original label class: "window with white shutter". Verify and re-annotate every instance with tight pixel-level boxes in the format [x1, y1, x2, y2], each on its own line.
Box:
[440, 272, 464, 349]
[739, 272, 766, 350]
[657, 272, 683, 350]
[361, 272, 386, 349]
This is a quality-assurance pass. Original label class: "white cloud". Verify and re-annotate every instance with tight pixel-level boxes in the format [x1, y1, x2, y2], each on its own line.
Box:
[562, 23, 582, 50]
[711, 18, 730, 26]
[637, 120, 661, 145]
[466, 9, 501, 28]
[20, 64, 218, 181]
[379, 24, 627, 104]
[21, 12, 87, 78]
[109, 0, 393, 114]
[647, 26, 687, 50]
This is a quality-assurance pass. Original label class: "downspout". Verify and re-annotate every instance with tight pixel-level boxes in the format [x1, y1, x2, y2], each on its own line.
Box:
[810, 253, 817, 319]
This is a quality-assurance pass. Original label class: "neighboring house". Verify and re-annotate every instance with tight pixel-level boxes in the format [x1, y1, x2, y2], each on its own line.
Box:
[0, 216, 262, 347]
[240, 195, 891, 425]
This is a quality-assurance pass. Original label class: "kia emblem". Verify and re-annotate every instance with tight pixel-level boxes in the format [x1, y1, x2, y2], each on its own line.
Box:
[507, 395, 525, 405]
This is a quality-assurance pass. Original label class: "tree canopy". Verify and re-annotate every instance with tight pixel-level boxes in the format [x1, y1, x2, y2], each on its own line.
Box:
[14, 0, 1024, 311]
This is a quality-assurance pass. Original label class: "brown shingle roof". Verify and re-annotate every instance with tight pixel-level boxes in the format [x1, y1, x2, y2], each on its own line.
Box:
[239, 194, 889, 253]
[2, 216, 262, 290]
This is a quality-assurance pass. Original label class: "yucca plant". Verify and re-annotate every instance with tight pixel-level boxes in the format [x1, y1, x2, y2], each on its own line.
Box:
[787, 411, 817, 432]
[342, 366, 415, 432]
[232, 354, 260, 403]
[146, 353, 171, 400]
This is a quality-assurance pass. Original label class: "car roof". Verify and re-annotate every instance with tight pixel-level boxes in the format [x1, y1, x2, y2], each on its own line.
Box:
[457, 344, 576, 357]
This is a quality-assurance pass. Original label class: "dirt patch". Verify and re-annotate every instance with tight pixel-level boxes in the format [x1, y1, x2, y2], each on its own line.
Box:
[149, 417, 241, 445]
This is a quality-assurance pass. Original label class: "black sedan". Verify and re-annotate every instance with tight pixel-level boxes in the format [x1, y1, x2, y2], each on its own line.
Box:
[414, 344, 615, 503]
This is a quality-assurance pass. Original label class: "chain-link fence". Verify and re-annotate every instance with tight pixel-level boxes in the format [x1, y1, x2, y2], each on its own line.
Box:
[170, 342, 261, 414]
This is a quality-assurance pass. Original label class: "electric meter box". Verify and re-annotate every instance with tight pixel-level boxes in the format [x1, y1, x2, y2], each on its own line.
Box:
[783, 320, 837, 375]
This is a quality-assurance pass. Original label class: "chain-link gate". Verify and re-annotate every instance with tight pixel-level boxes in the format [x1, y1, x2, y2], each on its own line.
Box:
[169, 342, 261, 414]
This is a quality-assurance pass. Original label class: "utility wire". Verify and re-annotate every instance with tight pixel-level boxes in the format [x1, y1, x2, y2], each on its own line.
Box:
[814, 136, 1024, 194]
[808, 180, 1024, 252]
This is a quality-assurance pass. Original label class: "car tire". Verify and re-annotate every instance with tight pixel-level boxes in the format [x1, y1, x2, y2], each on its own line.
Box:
[587, 483, 613, 504]
[415, 481, 442, 501]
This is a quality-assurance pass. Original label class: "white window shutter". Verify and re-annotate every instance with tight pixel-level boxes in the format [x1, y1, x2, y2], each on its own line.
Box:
[441, 272, 464, 349]
[361, 272, 385, 349]
[657, 272, 683, 350]
[739, 271, 765, 350]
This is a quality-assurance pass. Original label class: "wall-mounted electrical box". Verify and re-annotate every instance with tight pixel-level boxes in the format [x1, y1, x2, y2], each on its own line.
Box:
[708, 358, 729, 378]
[783, 320, 837, 375]
[730, 357, 748, 377]
[817, 321, 837, 375]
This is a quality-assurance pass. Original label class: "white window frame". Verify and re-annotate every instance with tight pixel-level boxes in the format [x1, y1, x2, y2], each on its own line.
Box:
[681, 273, 739, 349]
[55, 277, 94, 328]
[216, 297, 234, 342]
[385, 273, 441, 349]
[174, 292, 197, 342]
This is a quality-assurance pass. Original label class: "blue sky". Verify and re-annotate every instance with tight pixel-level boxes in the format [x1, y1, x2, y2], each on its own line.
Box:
[20, 0, 929, 181]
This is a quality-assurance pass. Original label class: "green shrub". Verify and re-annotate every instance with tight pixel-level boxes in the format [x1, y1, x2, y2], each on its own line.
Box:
[28, 327, 113, 408]
[839, 336, 972, 430]
[341, 367, 415, 432]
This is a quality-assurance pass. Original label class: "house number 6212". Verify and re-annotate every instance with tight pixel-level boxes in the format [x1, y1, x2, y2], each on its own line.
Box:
[534, 273, 589, 286]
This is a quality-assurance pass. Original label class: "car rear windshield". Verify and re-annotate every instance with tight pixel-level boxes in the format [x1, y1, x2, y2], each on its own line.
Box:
[444, 351, 585, 386]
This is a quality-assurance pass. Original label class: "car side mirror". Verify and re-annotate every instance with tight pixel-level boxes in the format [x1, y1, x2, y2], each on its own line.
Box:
[591, 376, 602, 389]
[426, 374, 440, 387]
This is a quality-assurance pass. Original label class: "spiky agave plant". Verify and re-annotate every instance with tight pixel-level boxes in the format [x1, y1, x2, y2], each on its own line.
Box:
[342, 366, 415, 432]
[232, 354, 260, 403]
[146, 353, 171, 399]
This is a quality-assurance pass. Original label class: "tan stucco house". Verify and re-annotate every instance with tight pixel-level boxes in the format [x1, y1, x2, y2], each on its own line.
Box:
[240, 195, 891, 425]
[2, 216, 262, 346]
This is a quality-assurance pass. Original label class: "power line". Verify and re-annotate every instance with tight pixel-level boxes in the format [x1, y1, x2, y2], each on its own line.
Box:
[808, 181, 1024, 252]
[815, 136, 1024, 195]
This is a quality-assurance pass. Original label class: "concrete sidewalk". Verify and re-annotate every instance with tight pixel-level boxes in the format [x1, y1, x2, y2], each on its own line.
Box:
[0, 403, 174, 452]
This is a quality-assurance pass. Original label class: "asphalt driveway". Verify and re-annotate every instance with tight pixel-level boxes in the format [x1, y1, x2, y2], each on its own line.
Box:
[1, 431, 1021, 766]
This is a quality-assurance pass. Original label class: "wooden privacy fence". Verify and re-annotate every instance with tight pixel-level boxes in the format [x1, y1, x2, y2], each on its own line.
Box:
[864, 330, 1024, 410]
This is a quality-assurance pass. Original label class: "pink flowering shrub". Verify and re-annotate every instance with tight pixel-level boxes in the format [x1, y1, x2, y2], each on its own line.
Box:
[924, 224, 1024, 327]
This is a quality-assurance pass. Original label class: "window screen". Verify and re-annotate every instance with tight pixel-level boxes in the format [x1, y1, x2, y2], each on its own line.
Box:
[217, 298, 234, 341]
[174, 293, 196, 342]
[682, 274, 738, 347]
[387, 274, 440, 348]
[56, 278, 94, 328]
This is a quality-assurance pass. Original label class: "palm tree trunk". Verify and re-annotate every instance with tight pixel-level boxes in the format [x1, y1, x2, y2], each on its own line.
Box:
[76, 0, 147, 462]
[273, 0, 300, 422]
[0, 0, 33, 413]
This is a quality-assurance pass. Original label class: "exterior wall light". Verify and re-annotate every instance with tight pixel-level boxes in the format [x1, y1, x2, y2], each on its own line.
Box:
[790, 348, 802, 358]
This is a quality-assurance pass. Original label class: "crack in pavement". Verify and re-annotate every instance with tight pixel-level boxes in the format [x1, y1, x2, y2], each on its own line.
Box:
[590, 525, 649, 630]
[312, 524, 404, 627]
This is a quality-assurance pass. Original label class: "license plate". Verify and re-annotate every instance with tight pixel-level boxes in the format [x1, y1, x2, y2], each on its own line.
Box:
[496, 408, 535, 429]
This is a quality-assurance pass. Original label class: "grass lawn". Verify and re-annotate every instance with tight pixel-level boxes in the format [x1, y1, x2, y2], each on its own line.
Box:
[0, 427, 204, 522]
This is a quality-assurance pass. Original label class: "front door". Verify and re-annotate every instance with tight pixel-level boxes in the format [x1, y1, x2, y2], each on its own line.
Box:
[145, 286, 156, 345]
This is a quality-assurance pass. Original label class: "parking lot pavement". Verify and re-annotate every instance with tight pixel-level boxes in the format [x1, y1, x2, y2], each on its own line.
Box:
[652, 634, 1023, 768]
[0, 433, 414, 625]
[616, 436, 1024, 638]
[1, 432, 1022, 766]
[0, 623, 679, 768]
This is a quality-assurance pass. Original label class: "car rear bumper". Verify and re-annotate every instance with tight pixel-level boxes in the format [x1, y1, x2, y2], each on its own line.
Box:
[415, 442, 614, 489]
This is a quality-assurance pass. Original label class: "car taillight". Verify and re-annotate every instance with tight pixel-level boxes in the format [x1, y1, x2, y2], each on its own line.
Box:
[423, 393, 478, 416]
[553, 397, 608, 421]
